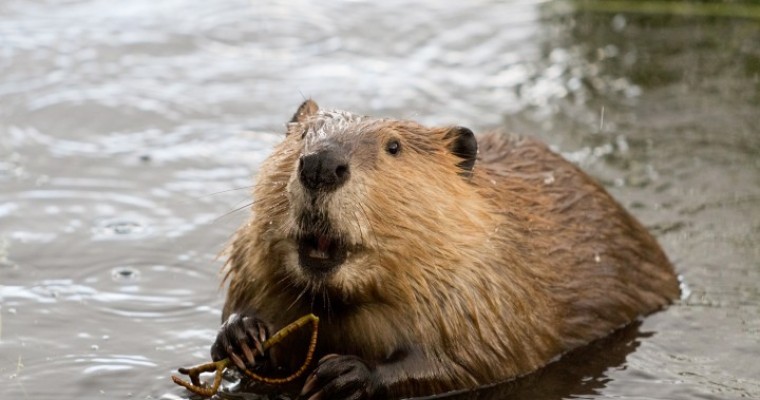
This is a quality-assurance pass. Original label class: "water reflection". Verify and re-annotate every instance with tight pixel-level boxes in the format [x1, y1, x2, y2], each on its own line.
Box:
[1, 1, 758, 399]
[414, 322, 646, 400]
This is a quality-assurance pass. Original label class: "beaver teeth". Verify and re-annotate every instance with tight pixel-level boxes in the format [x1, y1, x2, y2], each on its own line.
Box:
[309, 249, 329, 259]
[297, 233, 347, 274]
[307, 235, 332, 259]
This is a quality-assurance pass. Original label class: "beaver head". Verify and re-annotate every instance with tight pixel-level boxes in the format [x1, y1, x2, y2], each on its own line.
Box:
[249, 100, 494, 307]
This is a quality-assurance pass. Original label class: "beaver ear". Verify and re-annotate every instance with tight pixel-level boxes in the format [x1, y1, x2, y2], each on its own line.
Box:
[445, 126, 478, 176]
[289, 99, 319, 124]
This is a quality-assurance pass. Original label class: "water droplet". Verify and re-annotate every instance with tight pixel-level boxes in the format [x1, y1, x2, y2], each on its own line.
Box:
[93, 217, 149, 239]
[616, 135, 629, 154]
[111, 266, 140, 282]
[113, 221, 142, 235]
[612, 14, 626, 32]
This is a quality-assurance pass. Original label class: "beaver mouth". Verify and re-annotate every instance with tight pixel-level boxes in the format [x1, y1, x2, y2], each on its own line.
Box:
[297, 233, 348, 275]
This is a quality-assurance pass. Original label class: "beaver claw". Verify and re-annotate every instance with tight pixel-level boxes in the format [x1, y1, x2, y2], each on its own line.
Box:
[210, 313, 269, 371]
[299, 354, 376, 400]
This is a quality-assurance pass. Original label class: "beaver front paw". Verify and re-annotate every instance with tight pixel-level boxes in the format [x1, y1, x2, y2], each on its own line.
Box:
[210, 313, 269, 371]
[299, 354, 377, 400]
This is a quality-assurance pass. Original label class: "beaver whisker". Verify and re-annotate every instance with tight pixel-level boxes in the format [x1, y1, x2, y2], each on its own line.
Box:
[296, 210, 333, 235]
[198, 185, 255, 199]
[308, 280, 319, 312]
[351, 210, 366, 249]
[215, 201, 254, 222]
[287, 283, 310, 313]
[322, 285, 332, 323]
[356, 181, 380, 250]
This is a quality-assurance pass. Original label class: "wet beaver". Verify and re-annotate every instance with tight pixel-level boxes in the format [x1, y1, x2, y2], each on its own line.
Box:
[211, 100, 680, 399]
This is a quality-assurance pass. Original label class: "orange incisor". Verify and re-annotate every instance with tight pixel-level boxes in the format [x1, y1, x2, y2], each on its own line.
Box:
[171, 313, 320, 397]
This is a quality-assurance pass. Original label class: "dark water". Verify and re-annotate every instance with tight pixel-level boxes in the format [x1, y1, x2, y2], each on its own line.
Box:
[1, 1, 758, 399]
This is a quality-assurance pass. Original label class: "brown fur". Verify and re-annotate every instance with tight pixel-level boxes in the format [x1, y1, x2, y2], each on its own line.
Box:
[221, 101, 679, 398]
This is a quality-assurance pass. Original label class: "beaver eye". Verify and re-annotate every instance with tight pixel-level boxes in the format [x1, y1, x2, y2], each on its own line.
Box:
[386, 140, 400, 156]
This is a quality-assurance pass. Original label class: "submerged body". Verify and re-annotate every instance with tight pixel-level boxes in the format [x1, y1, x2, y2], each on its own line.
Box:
[212, 100, 680, 399]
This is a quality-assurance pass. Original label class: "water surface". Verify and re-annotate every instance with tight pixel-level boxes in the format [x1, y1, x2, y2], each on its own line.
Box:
[1, 1, 759, 399]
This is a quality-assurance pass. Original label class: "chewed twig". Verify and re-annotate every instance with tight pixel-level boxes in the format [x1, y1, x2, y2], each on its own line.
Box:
[172, 360, 227, 397]
[172, 313, 320, 397]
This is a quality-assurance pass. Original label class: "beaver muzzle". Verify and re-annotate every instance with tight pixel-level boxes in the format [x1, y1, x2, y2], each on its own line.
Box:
[297, 233, 348, 275]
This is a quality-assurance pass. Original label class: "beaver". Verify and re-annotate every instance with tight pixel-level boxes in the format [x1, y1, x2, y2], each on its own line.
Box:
[210, 100, 680, 400]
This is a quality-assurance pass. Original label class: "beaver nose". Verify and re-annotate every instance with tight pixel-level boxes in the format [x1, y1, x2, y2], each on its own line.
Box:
[298, 150, 350, 192]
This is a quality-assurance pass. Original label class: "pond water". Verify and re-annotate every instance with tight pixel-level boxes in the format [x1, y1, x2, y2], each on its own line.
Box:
[1, 1, 758, 399]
